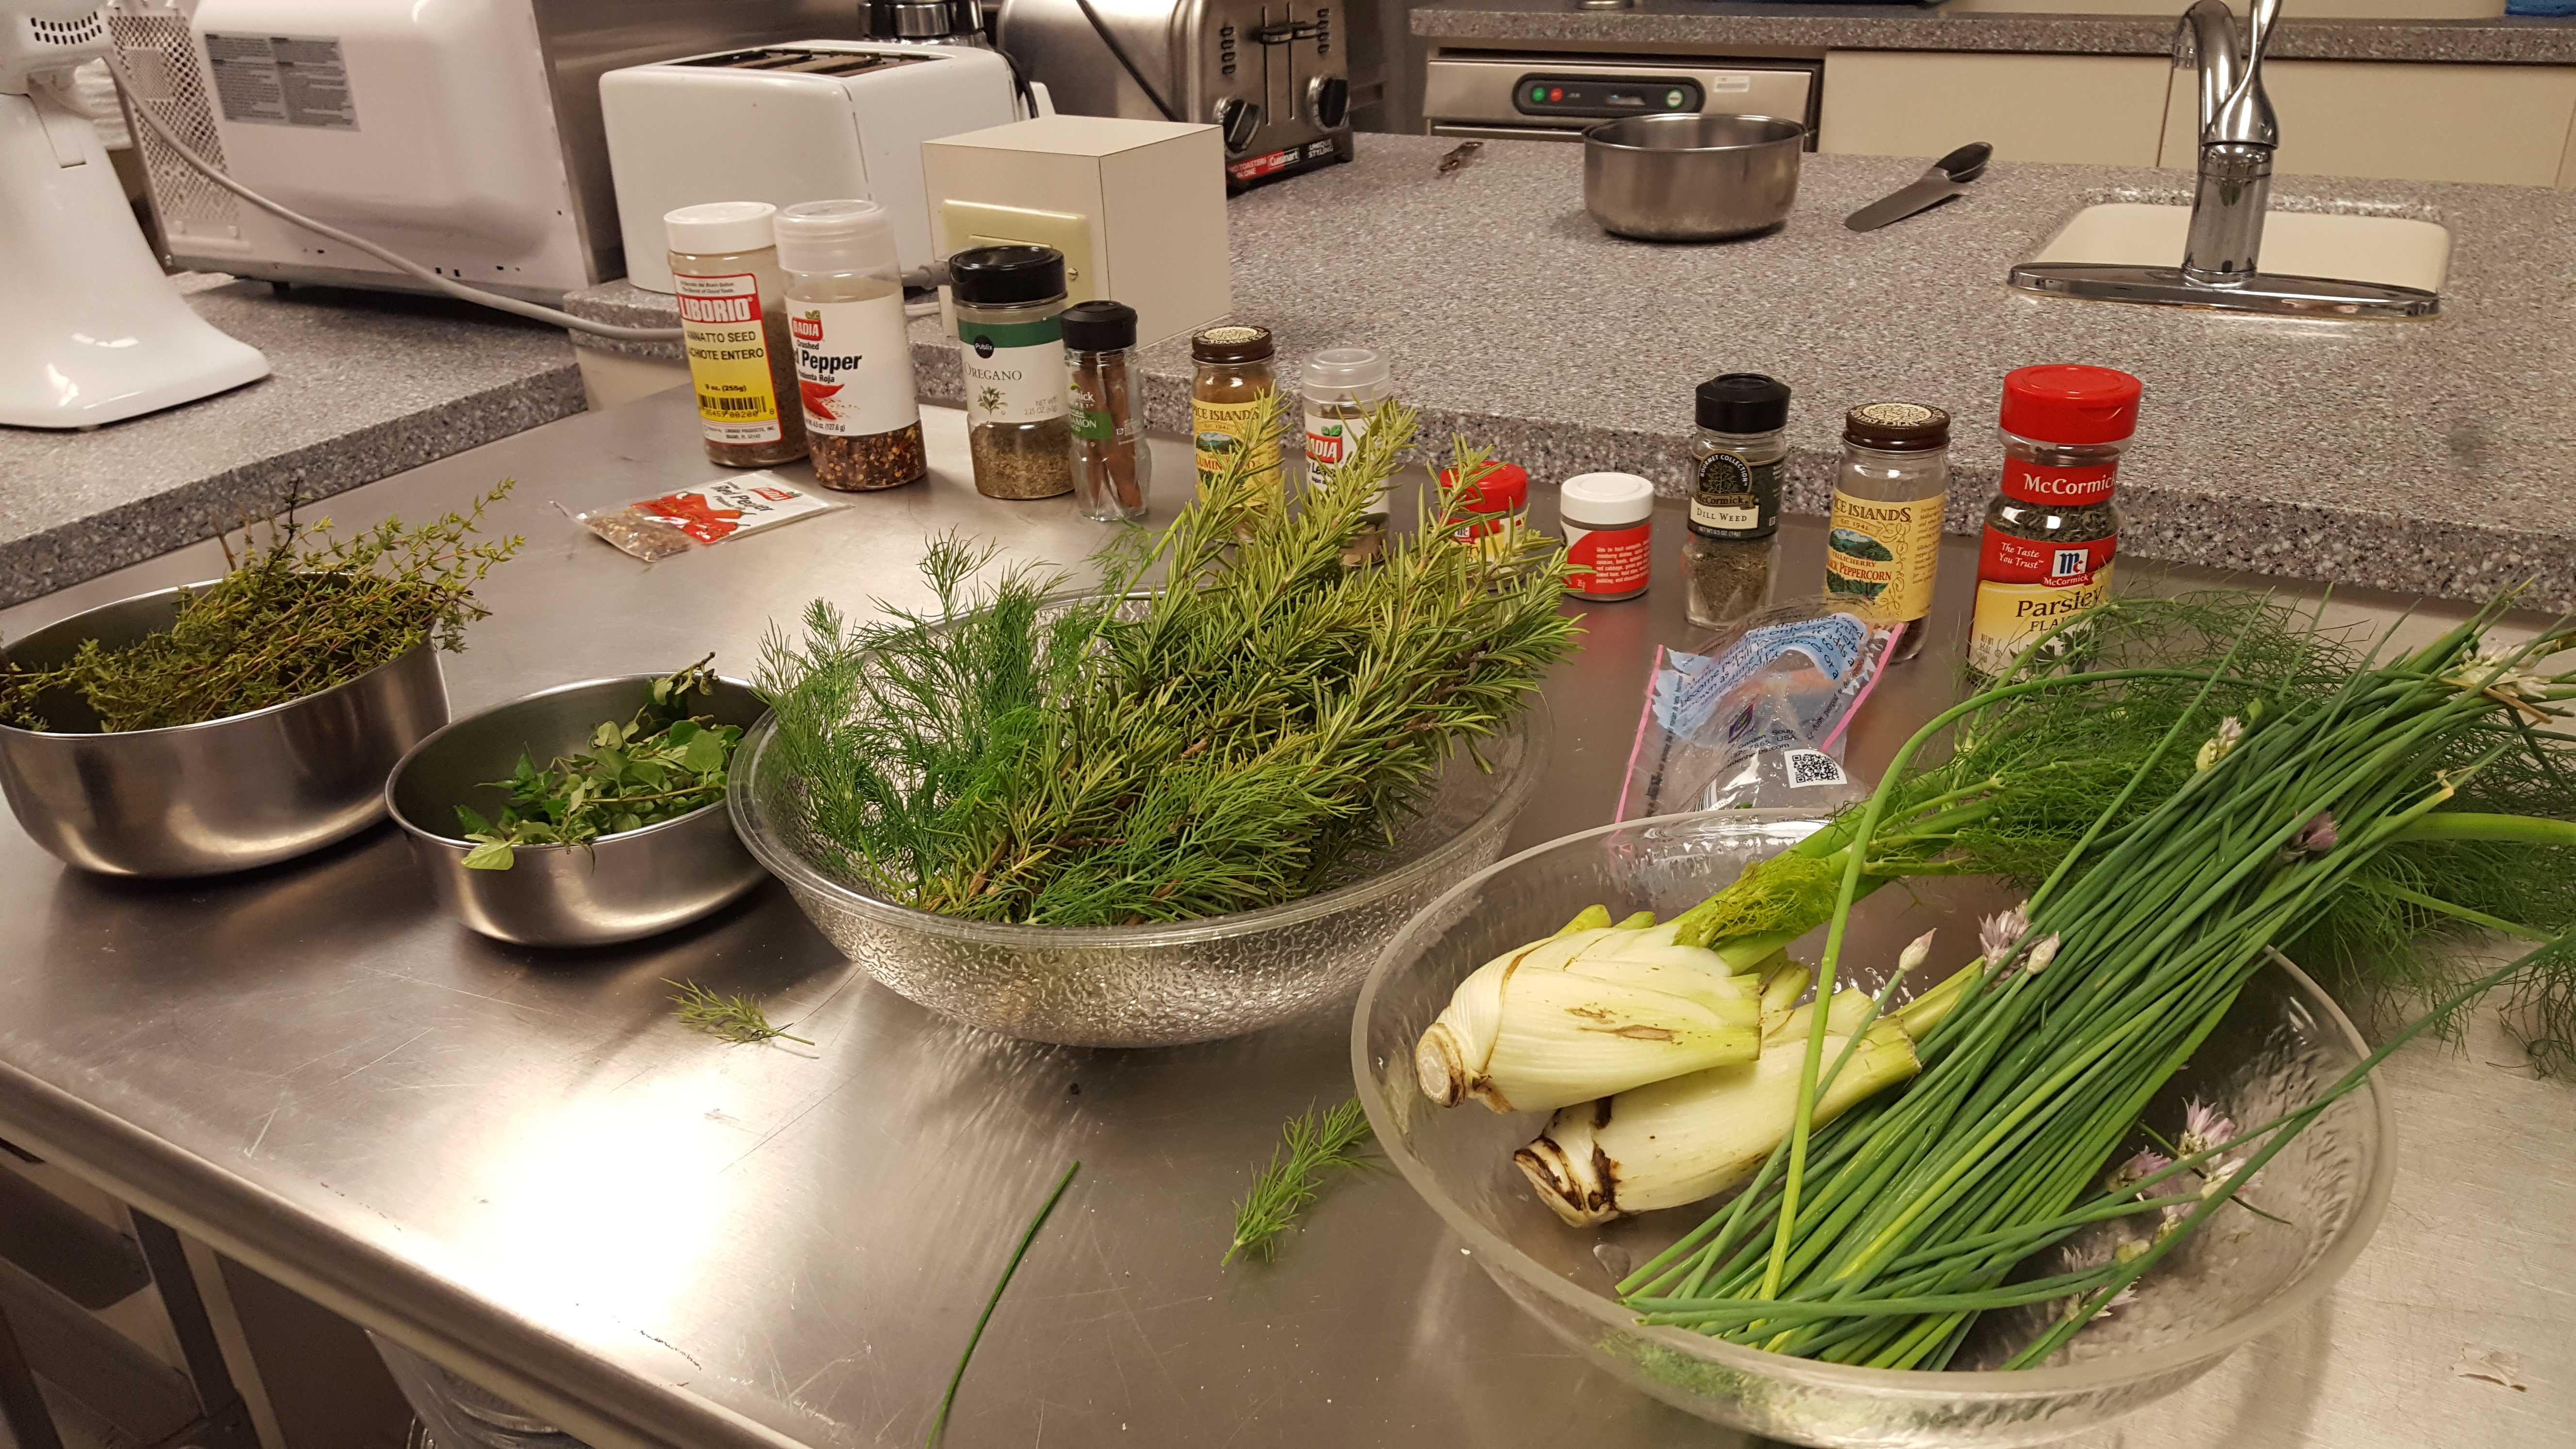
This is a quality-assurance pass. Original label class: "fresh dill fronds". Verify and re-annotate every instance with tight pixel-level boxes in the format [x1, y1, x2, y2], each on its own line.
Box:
[1225, 1100, 1374, 1266]
[929, 1160, 1079, 1448]
[666, 980, 813, 1046]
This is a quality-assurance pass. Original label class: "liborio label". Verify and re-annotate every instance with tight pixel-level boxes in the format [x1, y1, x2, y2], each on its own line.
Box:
[674, 270, 782, 446]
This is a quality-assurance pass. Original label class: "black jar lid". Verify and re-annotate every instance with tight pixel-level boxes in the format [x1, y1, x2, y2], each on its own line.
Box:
[1191, 324, 1274, 364]
[1697, 372, 1791, 433]
[950, 245, 1065, 305]
[1061, 299, 1138, 352]
[1844, 401, 1951, 452]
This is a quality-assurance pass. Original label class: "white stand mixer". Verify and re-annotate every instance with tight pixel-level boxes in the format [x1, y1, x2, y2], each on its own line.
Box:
[1, 0, 265, 429]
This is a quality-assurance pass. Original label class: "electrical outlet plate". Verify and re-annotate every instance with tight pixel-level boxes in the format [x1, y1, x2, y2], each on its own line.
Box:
[940, 200, 1098, 300]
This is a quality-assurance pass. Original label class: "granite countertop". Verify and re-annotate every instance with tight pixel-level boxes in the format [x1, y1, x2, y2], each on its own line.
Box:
[1411, 0, 2576, 63]
[567, 135, 2576, 610]
[0, 277, 582, 609]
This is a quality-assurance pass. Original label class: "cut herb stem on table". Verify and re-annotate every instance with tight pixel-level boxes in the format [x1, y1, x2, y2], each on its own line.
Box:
[1413, 590, 2576, 1367]
[929, 1160, 1079, 1448]
[668, 980, 813, 1046]
[456, 658, 741, 869]
[1227, 1100, 1374, 1266]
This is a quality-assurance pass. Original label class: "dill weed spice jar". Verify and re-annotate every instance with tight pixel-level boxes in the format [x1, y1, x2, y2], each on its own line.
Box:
[775, 199, 925, 492]
[666, 202, 805, 468]
[1825, 402, 1951, 662]
[1967, 365, 2142, 678]
[1685, 372, 1790, 629]
[953, 245, 1073, 499]
[1191, 325, 1282, 498]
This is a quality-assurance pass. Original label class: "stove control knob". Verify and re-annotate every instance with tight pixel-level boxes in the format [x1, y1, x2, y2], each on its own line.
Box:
[1308, 76, 1350, 130]
[1215, 97, 1263, 154]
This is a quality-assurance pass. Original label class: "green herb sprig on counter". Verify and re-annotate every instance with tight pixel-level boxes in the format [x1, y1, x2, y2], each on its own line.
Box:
[757, 397, 1581, 926]
[667, 979, 813, 1046]
[457, 658, 740, 870]
[1226, 1100, 1374, 1266]
[2, 481, 522, 733]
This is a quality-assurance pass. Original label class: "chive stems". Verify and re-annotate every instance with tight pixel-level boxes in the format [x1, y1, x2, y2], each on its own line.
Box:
[928, 1160, 1079, 1447]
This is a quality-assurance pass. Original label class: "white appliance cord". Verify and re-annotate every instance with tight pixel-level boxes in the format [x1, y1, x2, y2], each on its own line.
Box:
[101, 52, 686, 343]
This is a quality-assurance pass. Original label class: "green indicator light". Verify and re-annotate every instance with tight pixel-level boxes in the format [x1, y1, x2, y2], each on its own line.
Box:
[1531, 84, 1546, 102]
[1667, 89, 1686, 107]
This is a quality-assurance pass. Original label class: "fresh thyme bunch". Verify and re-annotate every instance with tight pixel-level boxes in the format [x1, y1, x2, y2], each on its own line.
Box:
[2, 482, 523, 733]
[757, 398, 1579, 926]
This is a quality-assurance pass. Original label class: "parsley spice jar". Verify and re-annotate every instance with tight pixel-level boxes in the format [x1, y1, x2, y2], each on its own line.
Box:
[666, 202, 805, 469]
[1824, 402, 1952, 662]
[1967, 365, 2141, 678]
[953, 245, 1072, 500]
[775, 199, 925, 492]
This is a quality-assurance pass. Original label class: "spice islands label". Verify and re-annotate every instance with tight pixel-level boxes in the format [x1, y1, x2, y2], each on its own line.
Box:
[1823, 492, 1944, 623]
[1968, 529, 2118, 676]
[675, 271, 783, 445]
[1195, 396, 1284, 493]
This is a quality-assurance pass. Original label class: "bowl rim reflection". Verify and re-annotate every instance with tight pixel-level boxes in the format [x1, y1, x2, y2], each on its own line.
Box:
[1352, 806, 2397, 1401]
[729, 706, 1549, 947]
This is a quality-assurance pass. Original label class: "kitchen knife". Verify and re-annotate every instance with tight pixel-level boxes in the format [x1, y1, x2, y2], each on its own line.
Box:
[1844, 143, 1994, 232]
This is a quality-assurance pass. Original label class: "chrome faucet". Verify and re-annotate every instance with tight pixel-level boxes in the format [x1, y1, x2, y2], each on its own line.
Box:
[2006, 0, 2437, 318]
[2177, 0, 2280, 284]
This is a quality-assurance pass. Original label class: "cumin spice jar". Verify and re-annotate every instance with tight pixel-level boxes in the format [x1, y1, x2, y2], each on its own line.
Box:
[953, 245, 1073, 499]
[775, 199, 926, 492]
[1191, 324, 1282, 499]
[1967, 365, 2141, 678]
[1824, 402, 1951, 663]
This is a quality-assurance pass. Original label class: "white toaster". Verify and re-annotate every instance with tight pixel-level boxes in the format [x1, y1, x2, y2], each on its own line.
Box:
[600, 42, 1028, 292]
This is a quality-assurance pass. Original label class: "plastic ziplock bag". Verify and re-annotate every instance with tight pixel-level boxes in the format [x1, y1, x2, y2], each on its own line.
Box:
[568, 470, 840, 562]
[1618, 602, 1903, 821]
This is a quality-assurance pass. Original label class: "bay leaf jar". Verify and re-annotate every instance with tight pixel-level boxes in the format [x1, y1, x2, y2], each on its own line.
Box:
[953, 245, 1072, 499]
[1191, 324, 1282, 499]
[666, 202, 806, 468]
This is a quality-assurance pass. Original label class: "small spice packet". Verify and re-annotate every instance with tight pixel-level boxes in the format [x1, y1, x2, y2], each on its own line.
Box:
[570, 471, 840, 562]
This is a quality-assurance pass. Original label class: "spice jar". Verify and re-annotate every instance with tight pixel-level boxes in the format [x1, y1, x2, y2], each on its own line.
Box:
[1560, 471, 1655, 602]
[1685, 372, 1790, 629]
[1303, 347, 1396, 563]
[952, 245, 1072, 499]
[666, 202, 806, 468]
[1063, 299, 1150, 523]
[1824, 402, 1951, 662]
[1191, 324, 1281, 499]
[1967, 365, 2141, 678]
[774, 199, 925, 492]
[1441, 460, 1529, 560]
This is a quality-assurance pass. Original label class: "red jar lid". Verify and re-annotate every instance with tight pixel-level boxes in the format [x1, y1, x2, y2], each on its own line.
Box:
[2001, 365, 2142, 445]
[1440, 461, 1529, 514]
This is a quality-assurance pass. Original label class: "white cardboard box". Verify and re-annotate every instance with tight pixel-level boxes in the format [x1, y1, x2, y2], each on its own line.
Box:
[922, 116, 1231, 348]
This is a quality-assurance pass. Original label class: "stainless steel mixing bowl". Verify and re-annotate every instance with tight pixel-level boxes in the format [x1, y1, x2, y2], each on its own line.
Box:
[0, 582, 451, 877]
[1583, 113, 1805, 242]
[386, 674, 768, 948]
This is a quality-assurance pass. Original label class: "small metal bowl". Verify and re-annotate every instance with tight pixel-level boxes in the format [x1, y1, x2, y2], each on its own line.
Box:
[386, 675, 768, 948]
[1584, 113, 1805, 242]
[0, 581, 451, 878]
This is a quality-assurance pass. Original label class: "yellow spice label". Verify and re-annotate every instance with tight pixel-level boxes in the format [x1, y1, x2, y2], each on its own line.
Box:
[675, 270, 782, 446]
[1193, 395, 1283, 494]
[1969, 568, 2115, 676]
[1824, 492, 1945, 624]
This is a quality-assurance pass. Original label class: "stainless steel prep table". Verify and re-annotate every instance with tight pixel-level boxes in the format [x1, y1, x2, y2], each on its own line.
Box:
[0, 390, 2566, 1449]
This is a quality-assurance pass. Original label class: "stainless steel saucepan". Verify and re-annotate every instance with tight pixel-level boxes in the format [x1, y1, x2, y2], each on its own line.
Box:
[1583, 113, 1805, 242]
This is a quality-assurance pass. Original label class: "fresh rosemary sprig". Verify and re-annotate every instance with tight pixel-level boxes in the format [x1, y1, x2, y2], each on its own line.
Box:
[757, 399, 1579, 925]
[930, 1160, 1079, 1448]
[457, 657, 739, 869]
[1225, 1099, 1373, 1265]
[666, 980, 812, 1046]
[2, 481, 522, 732]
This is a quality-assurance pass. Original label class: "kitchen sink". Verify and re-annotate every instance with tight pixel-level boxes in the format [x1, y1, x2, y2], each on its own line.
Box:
[2026, 202, 2452, 294]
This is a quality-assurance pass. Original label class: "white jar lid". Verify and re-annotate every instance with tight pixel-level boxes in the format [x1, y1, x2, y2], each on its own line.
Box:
[1302, 347, 1390, 392]
[664, 201, 777, 256]
[774, 199, 898, 275]
[1560, 471, 1655, 525]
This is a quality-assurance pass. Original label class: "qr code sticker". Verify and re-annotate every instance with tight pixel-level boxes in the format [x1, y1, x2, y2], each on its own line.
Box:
[1785, 749, 1847, 788]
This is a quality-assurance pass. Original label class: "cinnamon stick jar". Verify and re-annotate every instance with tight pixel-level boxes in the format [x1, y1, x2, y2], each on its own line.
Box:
[1063, 300, 1150, 523]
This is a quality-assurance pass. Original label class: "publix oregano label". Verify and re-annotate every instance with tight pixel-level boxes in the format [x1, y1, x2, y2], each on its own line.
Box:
[959, 316, 1066, 427]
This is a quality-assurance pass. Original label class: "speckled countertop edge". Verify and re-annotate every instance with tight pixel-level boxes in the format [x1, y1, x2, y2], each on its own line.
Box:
[1408, 1, 2576, 63]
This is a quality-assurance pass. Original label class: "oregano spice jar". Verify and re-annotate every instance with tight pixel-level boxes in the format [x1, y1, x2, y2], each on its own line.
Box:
[953, 245, 1073, 500]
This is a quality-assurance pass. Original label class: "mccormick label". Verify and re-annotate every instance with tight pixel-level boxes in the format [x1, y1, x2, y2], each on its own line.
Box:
[674, 271, 783, 446]
[1565, 519, 1651, 599]
[1823, 492, 1944, 625]
[1968, 529, 2118, 676]
[2001, 456, 2118, 507]
[1690, 453, 1779, 537]
[790, 293, 918, 438]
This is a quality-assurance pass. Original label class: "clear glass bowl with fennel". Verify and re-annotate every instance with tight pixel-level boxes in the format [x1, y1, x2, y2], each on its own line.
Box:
[731, 402, 1575, 1046]
[1356, 588, 2576, 1446]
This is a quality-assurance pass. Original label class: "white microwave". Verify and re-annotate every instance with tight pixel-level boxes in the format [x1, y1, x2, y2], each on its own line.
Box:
[1422, 56, 1819, 144]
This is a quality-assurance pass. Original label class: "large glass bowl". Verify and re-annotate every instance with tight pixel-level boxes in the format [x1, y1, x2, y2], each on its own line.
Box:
[730, 700, 1547, 1048]
[1354, 809, 2394, 1448]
